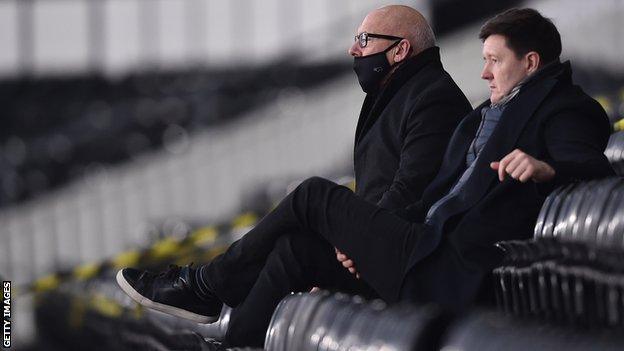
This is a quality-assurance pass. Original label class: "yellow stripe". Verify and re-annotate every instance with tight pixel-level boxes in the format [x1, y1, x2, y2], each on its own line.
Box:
[149, 237, 181, 259]
[90, 293, 123, 318]
[189, 226, 218, 246]
[595, 96, 612, 114]
[73, 263, 100, 280]
[232, 212, 258, 229]
[614, 119, 624, 132]
[111, 250, 141, 270]
[34, 274, 60, 292]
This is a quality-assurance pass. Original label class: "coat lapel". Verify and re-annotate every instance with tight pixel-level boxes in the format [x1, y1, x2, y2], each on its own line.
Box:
[354, 94, 377, 148]
[422, 104, 484, 204]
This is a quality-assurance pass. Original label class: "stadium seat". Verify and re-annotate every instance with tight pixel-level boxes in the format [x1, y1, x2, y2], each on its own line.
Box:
[494, 178, 624, 326]
[264, 291, 445, 351]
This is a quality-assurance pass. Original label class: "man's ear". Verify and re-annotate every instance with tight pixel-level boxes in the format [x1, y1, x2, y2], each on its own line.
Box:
[525, 51, 541, 74]
[393, 39, 411, 63]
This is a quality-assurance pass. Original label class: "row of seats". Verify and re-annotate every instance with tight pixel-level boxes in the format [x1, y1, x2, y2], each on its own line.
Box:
[494, 177, 624, 326]
[0, 61, 350, 207]
[265, 292, 443, 351]
[264, 291, 624, 351]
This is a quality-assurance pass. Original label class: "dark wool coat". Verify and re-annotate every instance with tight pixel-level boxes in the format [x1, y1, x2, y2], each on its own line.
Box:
[354, 46, 472, 209]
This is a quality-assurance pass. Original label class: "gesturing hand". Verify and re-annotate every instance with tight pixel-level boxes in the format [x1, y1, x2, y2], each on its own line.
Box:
[490, 149, 555, 183]
[335, 247, 360, 279]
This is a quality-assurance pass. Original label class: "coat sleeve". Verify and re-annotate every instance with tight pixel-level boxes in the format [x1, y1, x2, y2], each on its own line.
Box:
[538, 99, 615, 194]
[377, 93, 468, 210]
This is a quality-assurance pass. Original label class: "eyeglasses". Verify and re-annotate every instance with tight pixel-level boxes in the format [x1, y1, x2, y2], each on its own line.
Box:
[354, 32, 403, 48]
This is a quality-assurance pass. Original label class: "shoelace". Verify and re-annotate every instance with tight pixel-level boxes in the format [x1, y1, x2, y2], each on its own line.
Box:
[157, 262, 195, 280]
[158, 264, 183, 280]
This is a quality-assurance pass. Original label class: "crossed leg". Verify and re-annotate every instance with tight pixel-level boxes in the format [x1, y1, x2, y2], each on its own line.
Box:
[195, 177, 423, 346]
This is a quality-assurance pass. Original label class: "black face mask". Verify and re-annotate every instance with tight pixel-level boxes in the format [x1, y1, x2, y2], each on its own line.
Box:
[353, 40, 401, 94]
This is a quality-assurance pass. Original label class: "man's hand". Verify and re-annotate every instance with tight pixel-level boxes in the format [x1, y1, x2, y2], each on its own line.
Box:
[335, 248, 360, 279]
[490, 149, 555, 183]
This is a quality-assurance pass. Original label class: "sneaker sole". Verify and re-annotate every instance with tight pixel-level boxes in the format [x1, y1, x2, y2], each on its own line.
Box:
[116, 269, 219, 324]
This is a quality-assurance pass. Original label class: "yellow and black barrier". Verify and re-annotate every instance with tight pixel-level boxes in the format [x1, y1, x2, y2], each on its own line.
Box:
[25, 210, 264, 296]
[30, 209, 266, 350]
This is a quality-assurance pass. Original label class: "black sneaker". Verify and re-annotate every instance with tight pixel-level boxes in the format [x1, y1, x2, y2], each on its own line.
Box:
[116, 264, 222, 323]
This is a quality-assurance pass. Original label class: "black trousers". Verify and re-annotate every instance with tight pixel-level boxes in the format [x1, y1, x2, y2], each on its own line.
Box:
[199, 177, 424, 347]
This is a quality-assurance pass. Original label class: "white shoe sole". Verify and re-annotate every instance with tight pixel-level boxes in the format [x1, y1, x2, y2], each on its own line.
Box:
[116, 269, 219, 324]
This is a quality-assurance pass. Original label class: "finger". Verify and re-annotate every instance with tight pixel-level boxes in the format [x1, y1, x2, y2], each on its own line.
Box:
[498, 159, 506, 181]
[498, 153, 515, 181]
[356, 273, 360, 279]
[498, 149, 524, 181]
[490, 161, 499, 170]
[504, 154, 526, 178]
[336, 253, 347, 261]
[310, 287, 320, 293]
[510, 159, 530, 179]
[335, 247, 340, 254]
[342, 259, 354, 268]
[518, 167, 534, 182]
[348, 267, 356, 274]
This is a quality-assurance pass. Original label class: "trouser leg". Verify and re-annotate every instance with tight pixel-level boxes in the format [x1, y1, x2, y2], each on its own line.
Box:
[199, 176, 421, 306]
[223, 233, 377, 348]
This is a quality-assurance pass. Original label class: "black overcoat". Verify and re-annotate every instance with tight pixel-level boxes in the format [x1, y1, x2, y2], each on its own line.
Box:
[354, 46, 472, 209]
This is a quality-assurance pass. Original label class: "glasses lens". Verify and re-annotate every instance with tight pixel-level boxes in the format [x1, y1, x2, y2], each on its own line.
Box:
[359, 33, 368, 48]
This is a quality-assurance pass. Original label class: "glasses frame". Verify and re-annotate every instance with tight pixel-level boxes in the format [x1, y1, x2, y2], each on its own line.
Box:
[354, 32, 403, 48]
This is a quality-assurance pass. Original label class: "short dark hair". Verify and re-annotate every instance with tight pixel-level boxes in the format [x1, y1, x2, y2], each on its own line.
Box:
[479, 8, 562, 65]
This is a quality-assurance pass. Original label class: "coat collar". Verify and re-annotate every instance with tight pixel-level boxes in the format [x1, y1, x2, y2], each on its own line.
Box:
[354, 46, 443, 147]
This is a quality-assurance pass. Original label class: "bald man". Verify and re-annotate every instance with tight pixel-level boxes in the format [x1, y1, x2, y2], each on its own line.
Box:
[116, 6, 470, 348]
[349, 5, 471, 210]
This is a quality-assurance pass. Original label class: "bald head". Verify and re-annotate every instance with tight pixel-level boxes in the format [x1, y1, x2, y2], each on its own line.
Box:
[359, 5, 435, 56]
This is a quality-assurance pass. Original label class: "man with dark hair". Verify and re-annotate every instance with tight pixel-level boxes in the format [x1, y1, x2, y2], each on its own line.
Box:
[479, 8, 562, 65]
[117, 7, 614, 348]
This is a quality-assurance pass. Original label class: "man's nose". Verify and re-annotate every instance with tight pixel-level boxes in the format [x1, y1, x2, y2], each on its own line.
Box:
[348, 42, 361, 57]
[481, 65, 492, 80]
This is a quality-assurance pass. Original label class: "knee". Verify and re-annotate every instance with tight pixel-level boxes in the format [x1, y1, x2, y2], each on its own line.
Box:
[297, 176, 334, 193]
[300, 176, 326, 187]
